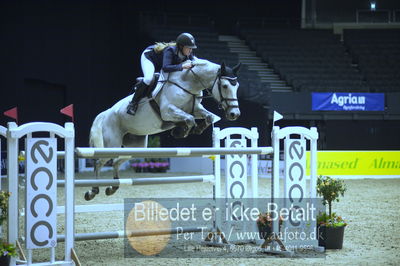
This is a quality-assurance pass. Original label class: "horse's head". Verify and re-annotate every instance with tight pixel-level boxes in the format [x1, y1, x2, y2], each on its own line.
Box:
[212, 62, 241, 121]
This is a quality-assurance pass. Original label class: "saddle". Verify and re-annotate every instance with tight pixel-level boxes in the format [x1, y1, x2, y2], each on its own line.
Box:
[131, 73, 165, 119]
[134, 73, 160, 98]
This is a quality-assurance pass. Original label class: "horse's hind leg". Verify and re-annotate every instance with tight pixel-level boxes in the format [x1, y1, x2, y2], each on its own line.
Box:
[84, 158, 108, 201]
[104, 134, 148, 196]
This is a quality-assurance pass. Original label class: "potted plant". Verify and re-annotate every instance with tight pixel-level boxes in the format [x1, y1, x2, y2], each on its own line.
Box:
[316, 175, 347, 249]
[0, 242, 17, 265]
[0, 191, 18, 265]
[256, 212, 283, 240]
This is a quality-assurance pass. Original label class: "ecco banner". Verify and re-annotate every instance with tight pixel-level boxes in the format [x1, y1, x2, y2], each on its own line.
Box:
[225, 138, 248, 243]
[283, 138, 309, 245]
[26, 138, 57, 249]
[312, 92, 385, 111]
[225, 138, 247, 200]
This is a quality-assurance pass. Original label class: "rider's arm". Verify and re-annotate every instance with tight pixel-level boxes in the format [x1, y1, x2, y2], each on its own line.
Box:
[162, 47, 183, 73]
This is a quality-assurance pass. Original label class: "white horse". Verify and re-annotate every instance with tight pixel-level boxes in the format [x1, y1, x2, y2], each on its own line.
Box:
[85, 59, 241, 200]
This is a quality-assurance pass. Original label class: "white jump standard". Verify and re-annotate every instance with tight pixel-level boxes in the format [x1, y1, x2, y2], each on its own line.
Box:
[7, 122, 75, 266]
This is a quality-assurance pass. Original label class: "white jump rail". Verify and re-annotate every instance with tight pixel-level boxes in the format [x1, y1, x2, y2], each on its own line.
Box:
[75, 146, 273, 158]
[57, 226, 210, 242]
[56, 175, 216, 187]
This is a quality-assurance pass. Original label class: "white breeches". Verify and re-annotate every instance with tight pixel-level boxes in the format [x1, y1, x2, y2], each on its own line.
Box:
[141, 49, 155, 85]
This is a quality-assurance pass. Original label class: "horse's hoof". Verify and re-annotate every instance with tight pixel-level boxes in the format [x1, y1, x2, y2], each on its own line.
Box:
[84, 191, 95, 201]
[171, 127, 186, 138]
[92, 187, 100, 195]
[105, 186, 118, 196]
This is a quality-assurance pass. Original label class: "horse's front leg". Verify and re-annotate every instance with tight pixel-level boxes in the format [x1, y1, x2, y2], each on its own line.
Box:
[161, 104, 196, 138]
[192, 105, 215, 135]
[84, 158, 108, 201]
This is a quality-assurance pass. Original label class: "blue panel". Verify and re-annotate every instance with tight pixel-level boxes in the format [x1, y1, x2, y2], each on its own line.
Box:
[312, 93, 385, 111]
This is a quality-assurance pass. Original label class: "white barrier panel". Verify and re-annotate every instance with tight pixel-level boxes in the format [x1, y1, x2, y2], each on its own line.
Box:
[26, 138, 57, 249]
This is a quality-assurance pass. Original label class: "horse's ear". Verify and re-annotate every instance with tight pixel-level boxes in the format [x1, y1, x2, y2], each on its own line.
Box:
[220, 61, 226, 75]
[232, 62, 242, 75]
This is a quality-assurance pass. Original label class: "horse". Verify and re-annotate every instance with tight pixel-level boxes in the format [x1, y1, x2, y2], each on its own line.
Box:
[84, 59, 241, 201]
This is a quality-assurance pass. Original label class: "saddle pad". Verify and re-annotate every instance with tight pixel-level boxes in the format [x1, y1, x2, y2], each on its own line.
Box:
[152, 72, 168, 98]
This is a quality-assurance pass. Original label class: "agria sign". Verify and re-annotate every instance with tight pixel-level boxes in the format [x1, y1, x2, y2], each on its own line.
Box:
[312, 92, 385, 111]
[26, 138, 57, 249]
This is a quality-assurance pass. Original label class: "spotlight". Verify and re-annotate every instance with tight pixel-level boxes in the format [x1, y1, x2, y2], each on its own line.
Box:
[370, 1, 376, 11]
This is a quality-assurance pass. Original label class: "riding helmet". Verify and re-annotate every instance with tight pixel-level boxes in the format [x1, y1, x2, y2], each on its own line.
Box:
[176, 33, 197, 49]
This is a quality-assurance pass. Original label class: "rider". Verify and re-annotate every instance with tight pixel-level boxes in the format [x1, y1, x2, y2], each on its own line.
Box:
[127, 32, 197, 115]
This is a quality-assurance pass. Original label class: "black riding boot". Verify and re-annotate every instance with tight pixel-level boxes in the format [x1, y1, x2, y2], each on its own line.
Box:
[127, 81, 148, 115]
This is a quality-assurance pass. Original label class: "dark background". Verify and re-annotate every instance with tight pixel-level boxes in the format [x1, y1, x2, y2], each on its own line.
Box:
[1, 0, 399, 149]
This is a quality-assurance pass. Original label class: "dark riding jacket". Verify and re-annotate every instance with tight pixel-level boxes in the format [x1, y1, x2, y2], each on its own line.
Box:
[144, 45, 194, 73]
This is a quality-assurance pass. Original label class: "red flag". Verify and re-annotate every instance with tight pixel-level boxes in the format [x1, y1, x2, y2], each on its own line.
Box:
[3, 107, 18, 124]
[60, 104, 74, 122]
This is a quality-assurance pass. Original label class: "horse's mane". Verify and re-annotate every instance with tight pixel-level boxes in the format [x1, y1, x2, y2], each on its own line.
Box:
[164, 58, 219, 83]
[191, 58, 208, 66]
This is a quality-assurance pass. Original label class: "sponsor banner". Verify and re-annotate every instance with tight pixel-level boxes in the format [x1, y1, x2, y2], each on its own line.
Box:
[306, 151, 400, 176]
[26, 138, 57, 249]
[225, 138, 248, 243]
[312, 92, 385, 111]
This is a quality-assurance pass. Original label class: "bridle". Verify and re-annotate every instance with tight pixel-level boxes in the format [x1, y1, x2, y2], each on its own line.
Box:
[176, 67, 239, 110]
[157, 65, 239, 114]
[213, 73, 240, 110]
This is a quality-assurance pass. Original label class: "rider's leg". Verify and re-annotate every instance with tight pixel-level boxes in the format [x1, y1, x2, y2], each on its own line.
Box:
[127, 51, 155, 115]
[127, 80, 148, 115]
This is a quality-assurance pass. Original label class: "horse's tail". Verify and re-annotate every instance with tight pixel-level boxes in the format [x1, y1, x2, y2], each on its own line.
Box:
[89, 111, 106, 148]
